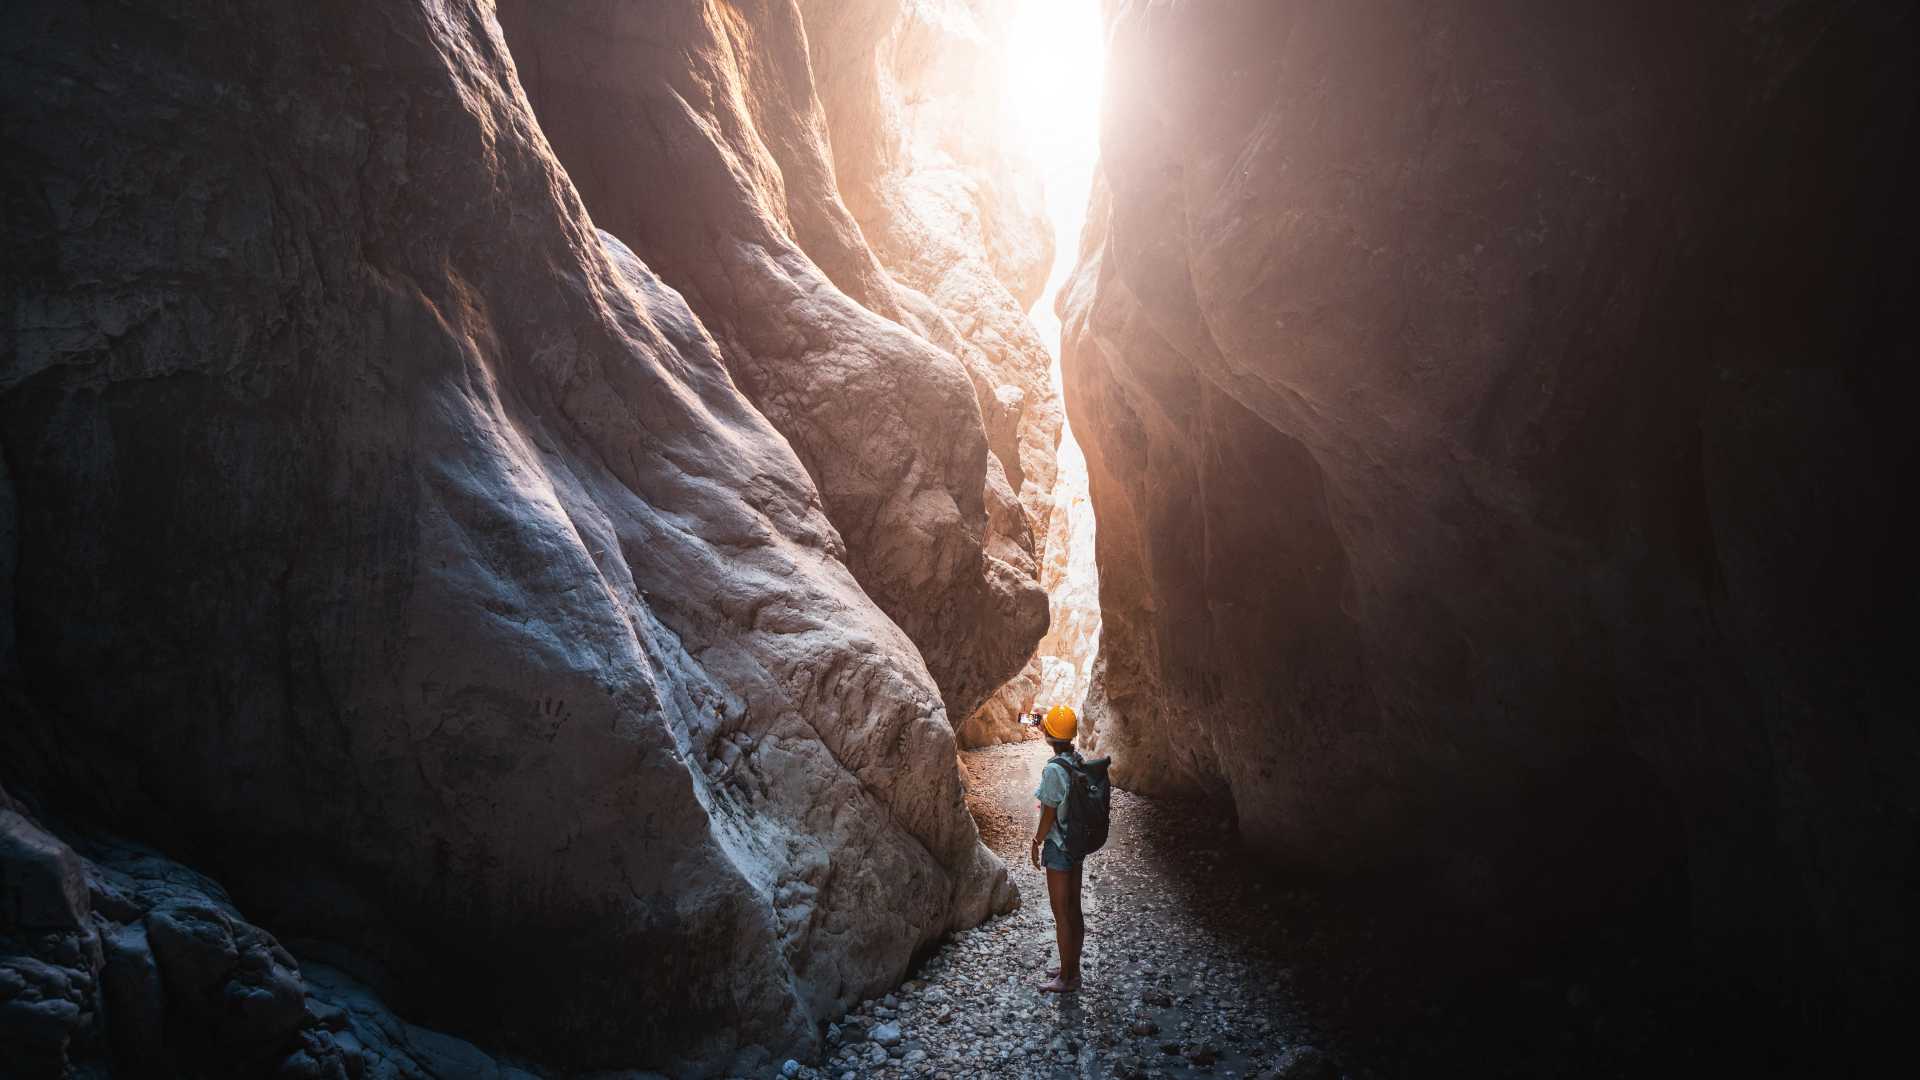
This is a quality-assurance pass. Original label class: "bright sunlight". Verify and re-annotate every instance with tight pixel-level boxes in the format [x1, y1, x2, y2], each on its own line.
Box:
[1002, 0, 1104, 338]
[1001, 0, 1106, 716]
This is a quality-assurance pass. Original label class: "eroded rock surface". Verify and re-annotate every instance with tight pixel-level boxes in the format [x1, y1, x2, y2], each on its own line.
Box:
[495, 0, 1052, 727]
[800, 0, 1062, 520]
[1, 0, 1020, 1072]
[1065, 0, 1916, 1028]
[1030, 424, 1102, 717]
[957, 421, 1103, 747]
[796, 0, 1068, 746]
[1, 785, 551, 1079]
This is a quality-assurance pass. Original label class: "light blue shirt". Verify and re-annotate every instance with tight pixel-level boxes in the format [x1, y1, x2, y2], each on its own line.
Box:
[1035, 754, 1078, 848]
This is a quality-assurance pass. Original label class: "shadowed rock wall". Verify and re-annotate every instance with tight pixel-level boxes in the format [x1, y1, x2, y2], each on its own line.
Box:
[2, 779, 556, 1078]
[1, 0, 1025, 1073]
[1065, 0, 1916, 1031]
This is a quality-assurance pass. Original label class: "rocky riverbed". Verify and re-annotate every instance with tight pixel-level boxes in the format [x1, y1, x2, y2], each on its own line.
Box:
[806, 743, 1340, 1080]
[787, 741, 1711, 1080]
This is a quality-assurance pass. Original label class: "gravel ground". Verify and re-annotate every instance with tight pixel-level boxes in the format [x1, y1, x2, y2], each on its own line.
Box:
[803, 742, 1340, 1080]
[757, 741, 1827, 1080]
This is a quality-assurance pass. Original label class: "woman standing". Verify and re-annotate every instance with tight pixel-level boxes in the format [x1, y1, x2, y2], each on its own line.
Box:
[1030, 704, 1085, 993]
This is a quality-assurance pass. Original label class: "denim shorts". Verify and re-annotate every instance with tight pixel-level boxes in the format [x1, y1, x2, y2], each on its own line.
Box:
[1041, 838, 1081, 872]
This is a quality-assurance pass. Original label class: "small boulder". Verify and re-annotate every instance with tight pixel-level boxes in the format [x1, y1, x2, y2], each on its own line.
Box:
[101, 921, 167, 1066]
[146, 902, 306, 1060]
[0, 809, 89, 930]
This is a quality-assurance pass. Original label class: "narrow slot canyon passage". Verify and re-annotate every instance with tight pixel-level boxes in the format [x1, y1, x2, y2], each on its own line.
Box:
[807, 7, 1342, 1076]
[2, 1, 1912, 1079]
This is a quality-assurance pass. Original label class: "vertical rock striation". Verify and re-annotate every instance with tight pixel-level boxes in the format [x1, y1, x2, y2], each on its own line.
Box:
[494, 0, 1054, 729]
[1065, 0, 1916, 1031]
[1031, 425, 1102, 718]
[1, 0, 1031, 1073]
[794, 0, 1069, 745]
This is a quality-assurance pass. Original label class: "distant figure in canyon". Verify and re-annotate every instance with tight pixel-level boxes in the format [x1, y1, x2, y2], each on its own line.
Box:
[1030, 704, 1112, 994]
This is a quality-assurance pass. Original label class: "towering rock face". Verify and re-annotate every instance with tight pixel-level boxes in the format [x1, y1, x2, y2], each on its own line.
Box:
[952, 428, 1103, 747]
[799, 0, 1061, 522]
[1066, 0, 1915, 1023]
[1, 0, 1025, 1073]
[792, 0, 1068, 745]
[1031, 427, 1102, 716]
[494, 0, 1053, 728]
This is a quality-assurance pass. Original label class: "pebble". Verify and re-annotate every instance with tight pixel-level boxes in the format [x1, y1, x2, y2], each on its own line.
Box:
[807, 745, 1331, 1078]
[781, 1059, 800, 1078]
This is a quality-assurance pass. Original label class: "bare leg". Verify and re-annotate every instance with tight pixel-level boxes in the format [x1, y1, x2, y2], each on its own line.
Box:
[1063, 863, 1085, 982]
[1040, 867, 1081, 992]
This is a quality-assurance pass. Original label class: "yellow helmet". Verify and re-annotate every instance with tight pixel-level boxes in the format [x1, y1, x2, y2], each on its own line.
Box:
[1042, 705, 1078, 742]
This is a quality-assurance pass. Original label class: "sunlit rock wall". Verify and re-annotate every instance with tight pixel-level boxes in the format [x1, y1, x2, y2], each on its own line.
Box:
[1032, 425, 1102, 717]
[800, 0, 1062, 522]
[794, 0, 1067, 745]
[793, 0, 1119, 747]
[1065, 0, 1916, 1026]
[496, 0, 1051, 728]
[954, 417, 1103, 747]
[0, 0, 1021, 1074]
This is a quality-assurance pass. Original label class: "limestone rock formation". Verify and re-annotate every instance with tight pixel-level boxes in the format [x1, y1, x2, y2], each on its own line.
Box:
[782, 0, 1093, 748]
[1065, 0, 1916, 1026]
[2, 0, 1019, 1073]
[1031, 426, 1102, 716]
[2, 784, 547, 1078]
[956, 417, 1104, 747]
[799, 0, 1062, 524]
[495, 0, 1053, 728]
[793, 0, 1067, 745]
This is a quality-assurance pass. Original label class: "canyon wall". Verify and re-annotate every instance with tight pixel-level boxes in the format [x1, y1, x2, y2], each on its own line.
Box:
[0, 0, 1043, 1073]
[1030, 427, 1101, 717]
[953, 426, 1103, 746]
[495, 0, 1056, 732]
[793, 0, 1070, 745]
[1066, 0, 1915, 1028]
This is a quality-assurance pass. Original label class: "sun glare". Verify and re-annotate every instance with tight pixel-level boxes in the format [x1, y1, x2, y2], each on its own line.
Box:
[1004, 0, 1105, 172]
[1003, 0, 1104, 344]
